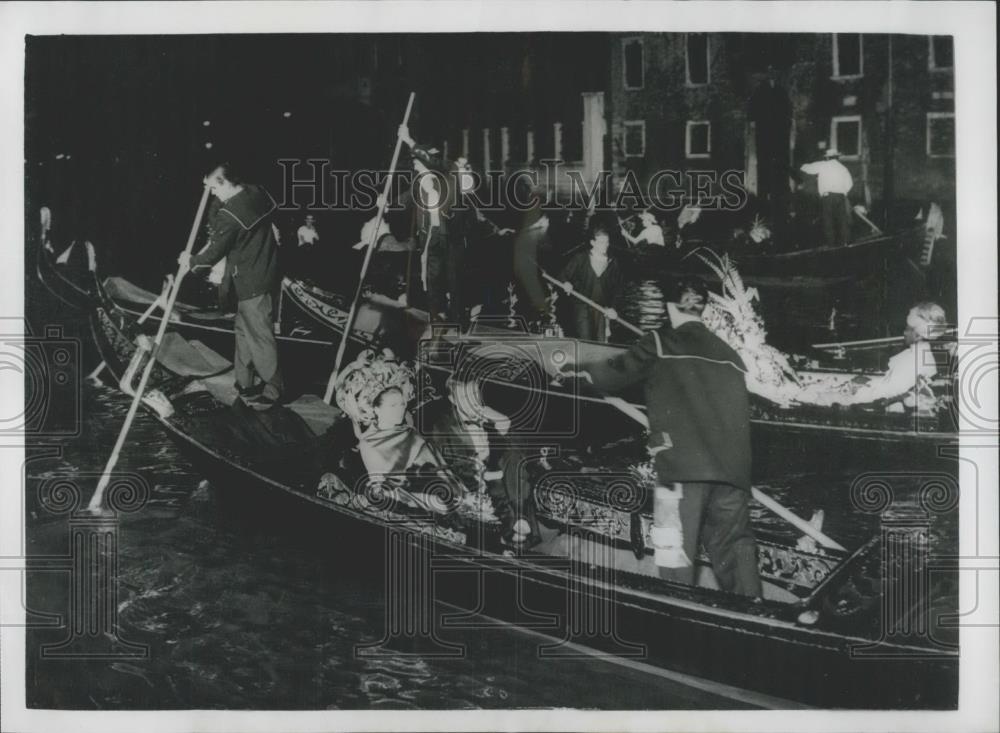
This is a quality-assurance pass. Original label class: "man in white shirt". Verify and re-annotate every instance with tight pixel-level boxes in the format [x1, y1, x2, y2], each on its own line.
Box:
[296, 214, 319, 246]
[800, 148, 853, 248]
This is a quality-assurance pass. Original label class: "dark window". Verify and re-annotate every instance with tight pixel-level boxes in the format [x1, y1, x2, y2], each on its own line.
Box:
[686, 121, 711, 157]
[832, 117, 861, 158]
[833, 34, 862, 77]
[687, 34, 710, 85]
[624, 121, 645, 157]
[927, 114, 955, 157]
[930, 36, 954, 70]
[623, 38, 643, 90]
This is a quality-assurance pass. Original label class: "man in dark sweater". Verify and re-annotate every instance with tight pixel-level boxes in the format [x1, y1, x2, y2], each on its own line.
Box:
[179, 163, 284, 409]
[582, 277, 761, 596]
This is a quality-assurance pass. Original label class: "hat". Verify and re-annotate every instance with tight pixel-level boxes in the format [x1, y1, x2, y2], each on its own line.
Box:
[824, 148, 840, 158]
[334, 348, 415, 426]
[411, 145, 444, 172]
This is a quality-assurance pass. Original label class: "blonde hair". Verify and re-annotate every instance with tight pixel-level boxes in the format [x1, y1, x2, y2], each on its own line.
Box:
[907, 302, 948, 340]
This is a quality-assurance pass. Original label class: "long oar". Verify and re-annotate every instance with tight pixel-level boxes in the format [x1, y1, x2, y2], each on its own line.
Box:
[86, 184, 211, 513]
[539, 268, 644, 336]
[324, 92, 415, 404]
[598, 390, 846, 552]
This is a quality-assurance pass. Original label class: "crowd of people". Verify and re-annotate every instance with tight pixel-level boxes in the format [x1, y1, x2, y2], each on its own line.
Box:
[174, 147, 948, 595]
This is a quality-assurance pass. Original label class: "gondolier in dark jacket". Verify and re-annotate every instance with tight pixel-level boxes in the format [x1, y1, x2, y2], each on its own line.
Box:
[580, 277, 762, 596]
[179, 163, 284, 409]
[396, 126, 456, 328]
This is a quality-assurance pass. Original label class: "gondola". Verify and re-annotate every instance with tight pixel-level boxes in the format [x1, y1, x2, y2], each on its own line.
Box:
[87, 270, 957, 709]
[620, 226, 921, 281]
[40, 241, 957, 455]
[36, 240, 426, 391]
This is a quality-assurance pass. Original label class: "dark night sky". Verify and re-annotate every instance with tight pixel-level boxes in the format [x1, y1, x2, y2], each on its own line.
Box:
[26, 35, 396, 276]
[25, 33, 605, 282]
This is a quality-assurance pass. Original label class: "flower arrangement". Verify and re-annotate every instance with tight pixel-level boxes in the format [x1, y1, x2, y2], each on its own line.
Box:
[696, 249, 852, 407]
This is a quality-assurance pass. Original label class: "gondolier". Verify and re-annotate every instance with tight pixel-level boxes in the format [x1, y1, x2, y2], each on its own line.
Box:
[800, 147, 853, 248]
[559, 222, 622, 342]
[581, 277, 762, 596]
[396, 126, 455, 327]
[179, 163, 284, 409]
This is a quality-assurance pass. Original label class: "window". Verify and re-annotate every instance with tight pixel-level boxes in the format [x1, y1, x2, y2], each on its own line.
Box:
[623, 38, 644, 90]
[623, 121, 645, 157]
[685, 121, 711, 158]
[929, 36, 954, 71]
[926, 113, 955, 158]
[832, 34, 863, 78]
[686, 34, 711, 85]
[830, 115, 862, 160]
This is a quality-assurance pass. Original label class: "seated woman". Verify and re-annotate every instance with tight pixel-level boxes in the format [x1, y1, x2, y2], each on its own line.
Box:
[333, 349, 461, 513]
[818, 302, 950, 411]
[416, 377, 541, 547]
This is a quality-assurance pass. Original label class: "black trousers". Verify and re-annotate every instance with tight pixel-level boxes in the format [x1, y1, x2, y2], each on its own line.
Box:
[659, 481, 762, 598]
[821, 193, 850, 248]
[425, 234, 466, 327]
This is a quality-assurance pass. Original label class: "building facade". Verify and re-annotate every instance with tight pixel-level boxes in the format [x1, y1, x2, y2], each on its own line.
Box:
[607, 33, 955, 227]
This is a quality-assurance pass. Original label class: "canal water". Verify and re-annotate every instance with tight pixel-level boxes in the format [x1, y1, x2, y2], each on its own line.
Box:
[22, 253, 958, 710]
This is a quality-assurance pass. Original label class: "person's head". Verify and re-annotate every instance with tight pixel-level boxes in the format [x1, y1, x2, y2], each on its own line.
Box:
[824, 148, 840, 160]
[204, 162, 244, 202]
[304, 214, 316, 227]
[411, 145, 443, 175]
[640, 211, 658, 227]
[665, 276, 709, 316]
[453, 157, 476, 195]
[372, 386, 407, 429]
[904, 302, 947, 345]
[588, 224, 611, 255]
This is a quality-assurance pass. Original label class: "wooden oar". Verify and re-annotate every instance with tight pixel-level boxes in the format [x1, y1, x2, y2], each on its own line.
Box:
[812, 328, 957, 351]
[597, 389, 847, 552]
[86, 184, 211, 513]
[324, 92, 415, 404]
[539, 269, 644, 336]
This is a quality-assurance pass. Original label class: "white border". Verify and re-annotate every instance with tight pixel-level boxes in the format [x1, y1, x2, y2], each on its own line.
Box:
[1, 3, 997, 733]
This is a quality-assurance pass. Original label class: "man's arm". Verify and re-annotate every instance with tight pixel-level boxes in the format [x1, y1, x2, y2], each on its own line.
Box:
[799, 161, 821, 175]
[842, 345, 930, 405]
[583, 331, 659, 393]
[188, 214, 238, 270]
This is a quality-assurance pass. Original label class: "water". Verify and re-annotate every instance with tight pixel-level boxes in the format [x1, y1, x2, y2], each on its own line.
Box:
[22, 267, 958, 710]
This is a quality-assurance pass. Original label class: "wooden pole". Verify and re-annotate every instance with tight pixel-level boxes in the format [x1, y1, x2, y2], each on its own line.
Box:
[324, 92, 415, 404]
[600, 389, 846, 552]
[539, 269, 644, 336]
[86, 184, 211, 513]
